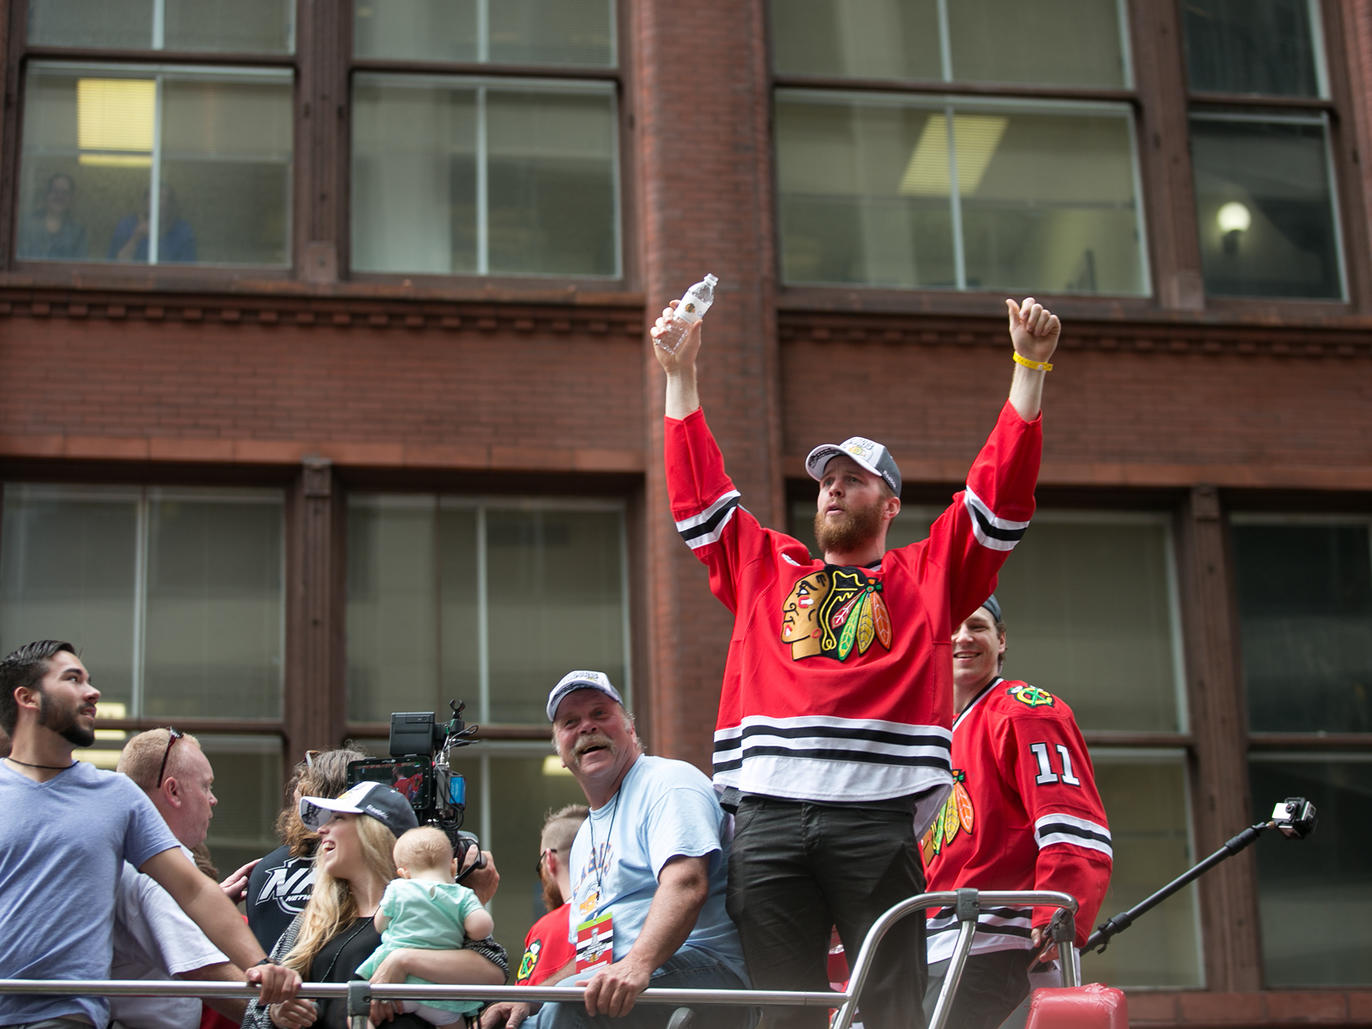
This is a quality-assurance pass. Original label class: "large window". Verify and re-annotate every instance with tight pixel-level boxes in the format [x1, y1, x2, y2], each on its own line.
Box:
[1232, 516, 1372, 985]
[770, 0, 1149, 296]
[346, 492, 629, 958]
[349, 0, 620, 278]
[1182, 0, 1345, 299]
[13, 3, 294, 267]
[0, 484, 285, 717]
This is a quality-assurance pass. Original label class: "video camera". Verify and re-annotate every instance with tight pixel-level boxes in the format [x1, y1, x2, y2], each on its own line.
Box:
[346, 699, 483, 878]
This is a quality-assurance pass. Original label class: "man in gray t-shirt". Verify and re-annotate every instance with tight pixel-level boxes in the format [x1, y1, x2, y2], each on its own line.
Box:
[0, 640, 300, 1029]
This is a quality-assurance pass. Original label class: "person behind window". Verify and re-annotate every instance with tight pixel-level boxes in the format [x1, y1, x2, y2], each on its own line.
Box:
[17, 172, 88, 260]
[109, 181, 197, 264]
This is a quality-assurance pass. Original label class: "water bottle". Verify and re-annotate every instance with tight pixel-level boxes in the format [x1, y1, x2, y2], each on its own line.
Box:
[657, 273, 718, 354]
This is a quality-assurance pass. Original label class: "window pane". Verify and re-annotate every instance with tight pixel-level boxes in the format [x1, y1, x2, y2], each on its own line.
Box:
[770, 0, 941, 80]
[347, 497, 441, 722]
[354, 0, 479, 61]
[0, 486, 137, 702]
[486, 88, 618, 276]
[352, 76, 618, 277]
[769, 0, 1126, 88]
[143, 493, 284, 719]
[488, 0, 616, 66]
[1182, 0, 1321, 97]
[17, 64, 293, 267]
[354, 0, 614, 66]
[348, 497, 630, 725]
[29, 0, 293, 52]
[1191, 114, 1342, 299]
[775, 93, 1146, 294]
[0, 485, 284, 719]
[987, 515, 1182, 732]
[1250, 755, 1372, 986]
[486, 508, 628, 724]
[1232, 520, 1372, 734]
[1088, 752, 1201, 987]
[946, 0, 1126, 87]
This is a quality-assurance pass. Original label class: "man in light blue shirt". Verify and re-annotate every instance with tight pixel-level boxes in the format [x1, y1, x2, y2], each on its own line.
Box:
[481, 670, 751, 1029]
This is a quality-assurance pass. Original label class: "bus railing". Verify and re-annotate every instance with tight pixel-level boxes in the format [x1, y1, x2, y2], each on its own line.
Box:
[0, 889, 1079, 1029]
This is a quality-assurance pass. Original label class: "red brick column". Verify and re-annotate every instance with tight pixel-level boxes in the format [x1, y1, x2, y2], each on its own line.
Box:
[632, 0, 781, 770]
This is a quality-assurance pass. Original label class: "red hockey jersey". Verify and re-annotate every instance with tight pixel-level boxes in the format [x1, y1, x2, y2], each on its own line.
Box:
[665, 401, 1041, 834]
[923, 676, 1112, 959]
[515, 903, 575, 987]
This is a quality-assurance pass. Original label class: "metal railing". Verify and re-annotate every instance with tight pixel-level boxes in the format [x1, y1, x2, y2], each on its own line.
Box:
[0, 889, 1079, 1029]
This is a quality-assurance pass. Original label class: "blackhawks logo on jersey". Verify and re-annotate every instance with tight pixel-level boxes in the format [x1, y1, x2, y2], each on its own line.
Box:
[1008, 684, 1055, 708]
[779, 566, 891, 661]
[516, 938, 542, 984]
[920, 769, 974, 863]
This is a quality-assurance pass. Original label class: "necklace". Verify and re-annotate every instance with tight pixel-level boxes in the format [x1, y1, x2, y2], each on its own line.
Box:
[5, 756, 76, 771]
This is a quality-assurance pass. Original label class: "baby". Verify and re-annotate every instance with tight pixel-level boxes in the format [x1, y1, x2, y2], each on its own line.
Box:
[356, 825, 495, 1026]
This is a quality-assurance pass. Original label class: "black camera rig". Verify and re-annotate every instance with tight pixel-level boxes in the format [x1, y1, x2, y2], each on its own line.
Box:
[346, 699, 484, 879]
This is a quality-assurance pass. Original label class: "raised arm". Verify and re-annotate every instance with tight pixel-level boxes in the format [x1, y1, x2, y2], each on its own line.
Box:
[651, 302, 703, 419]
[1005, 296, 1061, 422]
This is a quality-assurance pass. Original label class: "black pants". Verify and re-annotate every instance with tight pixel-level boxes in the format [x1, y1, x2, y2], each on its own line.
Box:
[923, 950, 1036, 1029]
[725, 795, 927, 1029]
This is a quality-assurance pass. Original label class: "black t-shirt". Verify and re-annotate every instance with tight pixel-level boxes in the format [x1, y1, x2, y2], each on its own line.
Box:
[309, 917, 432, 1029]
[247, 843, 317, 952]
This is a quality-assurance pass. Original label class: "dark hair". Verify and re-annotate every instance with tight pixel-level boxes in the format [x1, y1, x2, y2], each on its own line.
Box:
[0, 640, 76, 733]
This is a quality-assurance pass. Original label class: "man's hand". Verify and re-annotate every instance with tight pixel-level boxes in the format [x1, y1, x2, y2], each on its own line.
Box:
[220, 857, 260, 903]
[266, 997, 317, 1029]
[479, 1000, 533, 1029]
[582, 958, 652, 1018]
[650, 302, 704, 373]
[462, 844, 500, 905]
[651, 301, 704, 419]
[248, 961, 302, 1006]
[1029, 926, 1059, 965]
[1006, 296, 1060, 365]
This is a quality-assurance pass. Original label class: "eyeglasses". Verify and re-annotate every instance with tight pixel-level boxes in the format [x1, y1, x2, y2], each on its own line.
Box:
[535, 848, 558, 877]
[156, 727, 184, 788]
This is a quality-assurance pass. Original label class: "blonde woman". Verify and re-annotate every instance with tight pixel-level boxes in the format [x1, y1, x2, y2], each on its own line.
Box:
[243, 782, 505, 1029]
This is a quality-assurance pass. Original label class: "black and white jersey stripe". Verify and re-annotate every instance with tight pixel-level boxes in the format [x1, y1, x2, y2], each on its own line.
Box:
[1034, 813, 1113, 858]
[675, 489, 742, 552]
[964, 485, 1030, 553]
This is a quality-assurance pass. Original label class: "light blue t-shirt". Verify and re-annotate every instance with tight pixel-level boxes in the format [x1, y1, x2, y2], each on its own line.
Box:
[566, 755, 746, 981]
[0, 760, 180, 1028]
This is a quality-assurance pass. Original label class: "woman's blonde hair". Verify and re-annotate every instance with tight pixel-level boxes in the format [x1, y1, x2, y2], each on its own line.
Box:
[281, 814, 399, 975]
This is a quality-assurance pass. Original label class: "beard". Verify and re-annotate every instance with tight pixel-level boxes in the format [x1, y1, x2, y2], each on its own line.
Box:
[38, 689, 95, 748]
[814, 496, 887, 557]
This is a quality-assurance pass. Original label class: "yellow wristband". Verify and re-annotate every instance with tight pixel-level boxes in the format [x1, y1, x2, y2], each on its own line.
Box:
[1013, 352, 1053, 372]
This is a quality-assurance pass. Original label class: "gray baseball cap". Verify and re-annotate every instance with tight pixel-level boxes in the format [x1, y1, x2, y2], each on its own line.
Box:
[805, 436, 902, 498]
[546, 669, 625, 721]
